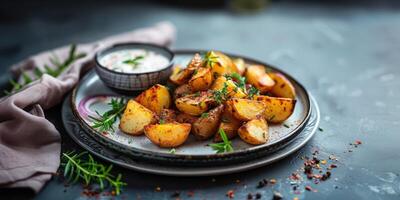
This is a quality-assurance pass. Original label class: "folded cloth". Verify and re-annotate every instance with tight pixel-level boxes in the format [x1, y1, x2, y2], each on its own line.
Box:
[0, 22, 176, 193]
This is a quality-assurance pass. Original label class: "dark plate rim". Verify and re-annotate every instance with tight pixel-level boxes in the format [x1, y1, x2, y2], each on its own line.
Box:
[62, 94, 319, 176]
[71, 49, 312, 160]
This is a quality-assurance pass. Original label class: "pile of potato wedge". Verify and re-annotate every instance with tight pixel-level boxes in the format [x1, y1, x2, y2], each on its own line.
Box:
[119, 51, 297, 149]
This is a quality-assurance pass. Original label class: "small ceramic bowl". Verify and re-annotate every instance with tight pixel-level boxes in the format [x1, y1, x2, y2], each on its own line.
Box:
[95, 43, 174, 92]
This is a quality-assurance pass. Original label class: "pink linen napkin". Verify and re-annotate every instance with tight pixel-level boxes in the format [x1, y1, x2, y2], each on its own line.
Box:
[0, 22, 176, 193]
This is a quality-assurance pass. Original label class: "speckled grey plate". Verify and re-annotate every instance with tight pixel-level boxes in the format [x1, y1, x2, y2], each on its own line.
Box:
[70, 50, 312, 165]
[62, 93, 319, 176]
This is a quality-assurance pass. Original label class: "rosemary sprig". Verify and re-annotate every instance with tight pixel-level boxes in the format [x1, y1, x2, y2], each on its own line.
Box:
[61, 152, 126, 195]
[209, 129, 234, 153]
[89, 98, 126, 132]
[5, 44, 86, 94]
[123, 55, 144, 68]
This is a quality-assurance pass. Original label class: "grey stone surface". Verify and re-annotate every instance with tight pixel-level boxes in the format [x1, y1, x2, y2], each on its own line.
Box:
[1, 1, 399, 199]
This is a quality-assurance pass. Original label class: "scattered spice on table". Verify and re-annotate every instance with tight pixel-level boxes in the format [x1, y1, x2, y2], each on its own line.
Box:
[226, 189, 235, 199]
[187, 190, 195, 197]
[273, 191, 283, 200]
[171, 191, 180, 198]
[155, 186, 162, 192]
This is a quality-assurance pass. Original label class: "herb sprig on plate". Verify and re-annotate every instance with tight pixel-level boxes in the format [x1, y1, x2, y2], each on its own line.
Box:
[89, 98, 126, 132]
[62, 152, 126, 195]
[209, 129, 234, 153]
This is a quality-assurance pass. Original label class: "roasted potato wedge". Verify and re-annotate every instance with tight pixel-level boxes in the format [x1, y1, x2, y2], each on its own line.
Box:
[135, 84, 171, 115]
[205, 51, 236, 76]
[119, 100, 157, 135]
[193, 105, 224, 140]
[254, 95, 296, 123]
[238, 117, 269, 145]
[268, 72, 296, 99]
[175, 91, 215, 116]
[188, 67, 213, 92]
[245, 65, 275, 94]
[159, 109, 177, 123]
[173, 84, 192, 100]
[211, 76, 247, 98]
[169, 66, 193, 85]
[232, 58, 246, 76]
[169, 54, 203, 85]
[144, 122, 191, 148]
[214, 109, 241, 142]
[226, 98, 266, 121]
[176, 112, 198, 124]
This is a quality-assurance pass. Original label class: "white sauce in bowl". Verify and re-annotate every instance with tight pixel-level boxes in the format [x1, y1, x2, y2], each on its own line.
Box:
[99, 49, 170, 73]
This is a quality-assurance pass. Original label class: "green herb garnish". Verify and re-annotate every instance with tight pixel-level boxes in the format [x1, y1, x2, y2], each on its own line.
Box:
[200, 112, 209, 118]
[123, 55, 144, 68]
[283, 124, 290, 128]
[226, 73, 247, 93]
[159, 119, 166, 124]
[89, 98, 126, 132]
[213, 82, 229, 104]
[194, 91, 201, 97]
[62, 152, 126, 195]
[318, 127, 324, 132]
[169, 148, 176, 154]
[209, 129, 233, 153]
[204, 51, 219, 68]
[248, 86, 259, 98]
[5, 44, 86, 94]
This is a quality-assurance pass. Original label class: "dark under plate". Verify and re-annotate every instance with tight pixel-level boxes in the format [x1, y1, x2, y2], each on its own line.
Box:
[62, 93, 319, 176]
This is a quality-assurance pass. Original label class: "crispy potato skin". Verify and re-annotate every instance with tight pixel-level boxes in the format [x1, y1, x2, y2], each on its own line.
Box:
[192, 105, 224, 140]
[232, 58, 246, 76]
[268, 72, 296, 99]
[211, 76, 247, 98]
[188, 67, 213, 92]
[238, 117, 269, 145]
[214, 109, 242, 142]
[159, 109, 177, 123]
[226, 98, 266, 121]
[175, 91, 215, 116]
[119, 100, 157, 135]
[176, 113, 198, 124]
[135, 84, 171, 115]
[245, 65, 275, 93]
[144, 123, 191, 148]
[255, 95, 296, 123]
[173, 84, 192, 100]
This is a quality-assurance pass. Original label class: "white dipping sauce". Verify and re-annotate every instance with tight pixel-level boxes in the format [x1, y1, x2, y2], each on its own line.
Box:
[99, 49, 169, 73]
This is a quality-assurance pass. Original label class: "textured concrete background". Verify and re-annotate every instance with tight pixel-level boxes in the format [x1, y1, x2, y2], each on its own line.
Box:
[1, 1, 400, 199]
